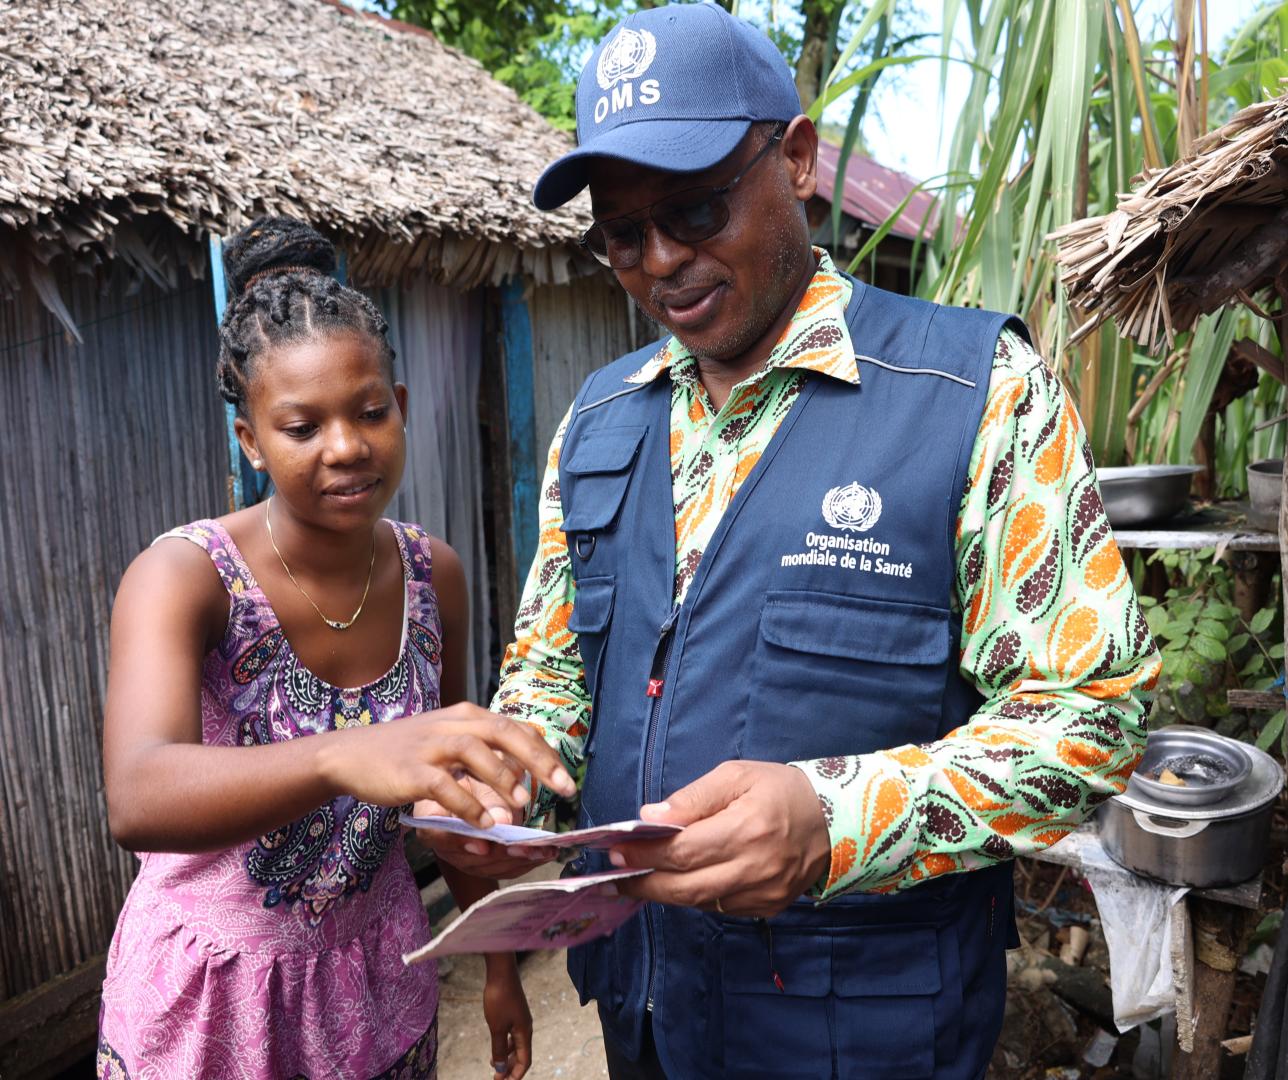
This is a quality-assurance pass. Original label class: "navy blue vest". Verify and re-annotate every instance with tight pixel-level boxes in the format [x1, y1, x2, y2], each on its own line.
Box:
[557, 277, 1027, 1079]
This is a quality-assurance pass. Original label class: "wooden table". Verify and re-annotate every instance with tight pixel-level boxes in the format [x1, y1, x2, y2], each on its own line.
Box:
[1031, 822, 1262, 1063]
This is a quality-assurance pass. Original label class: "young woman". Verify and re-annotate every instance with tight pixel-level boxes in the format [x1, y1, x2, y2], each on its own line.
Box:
[96, 217, 571, 1080]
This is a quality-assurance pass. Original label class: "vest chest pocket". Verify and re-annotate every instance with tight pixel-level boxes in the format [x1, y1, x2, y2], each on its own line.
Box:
[740, 590, 953, 763]
[560, 424, 648, 546]
[720, 922, 951, 1079]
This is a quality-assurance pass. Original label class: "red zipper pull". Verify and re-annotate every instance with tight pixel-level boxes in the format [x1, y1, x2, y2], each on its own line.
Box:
[758, 919, 786, 992]
[645, 605, 682, 698]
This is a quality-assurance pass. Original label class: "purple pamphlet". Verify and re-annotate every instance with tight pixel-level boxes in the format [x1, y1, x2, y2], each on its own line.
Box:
[399, 812, 682, 850]
[401, 869, 651, 963]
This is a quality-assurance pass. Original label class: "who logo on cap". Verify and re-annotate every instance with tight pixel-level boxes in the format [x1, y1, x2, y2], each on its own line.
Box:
[592, 27, 663, 123]
[532, 3, 802, 212]
[597, 28, 657, 90]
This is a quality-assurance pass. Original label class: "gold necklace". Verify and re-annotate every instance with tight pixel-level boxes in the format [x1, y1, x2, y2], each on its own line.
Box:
[265, 497, 376, 631]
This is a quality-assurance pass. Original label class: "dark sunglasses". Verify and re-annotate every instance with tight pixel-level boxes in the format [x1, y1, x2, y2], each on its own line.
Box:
[581, 124, 787, 270]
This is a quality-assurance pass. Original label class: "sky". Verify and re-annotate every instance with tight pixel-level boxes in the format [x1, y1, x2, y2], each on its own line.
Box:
[862, 0, 1265, 181]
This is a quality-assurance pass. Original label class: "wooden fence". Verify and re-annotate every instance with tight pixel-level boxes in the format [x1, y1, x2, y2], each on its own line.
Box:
[0, 264, 226, 1004]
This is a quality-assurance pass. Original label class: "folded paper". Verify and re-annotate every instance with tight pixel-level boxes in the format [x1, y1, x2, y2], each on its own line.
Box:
[402, 869, 651, 962]
[399, 813, 682, 850]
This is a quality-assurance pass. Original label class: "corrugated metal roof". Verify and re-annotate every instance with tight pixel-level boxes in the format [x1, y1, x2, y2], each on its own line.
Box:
[814, 140, 941, 242]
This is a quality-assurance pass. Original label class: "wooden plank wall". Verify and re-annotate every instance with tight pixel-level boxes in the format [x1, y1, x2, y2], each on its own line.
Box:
[527, 270, 660, 468]
[501, 281, 541, 589]
[0, 261, 226, 1001]
[489, 271, 657, 639]
[375, 278, 494, 706]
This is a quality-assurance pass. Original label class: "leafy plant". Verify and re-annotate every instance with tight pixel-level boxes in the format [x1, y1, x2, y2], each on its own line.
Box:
[1138, 549, 1285, 753]
[381, 0, 634, 129]
[383, 0, 909, 134]
[816, 0, 1288, 473]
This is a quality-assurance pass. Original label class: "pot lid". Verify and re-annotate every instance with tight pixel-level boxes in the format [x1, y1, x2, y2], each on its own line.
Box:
[1114, 725, 1284, 820]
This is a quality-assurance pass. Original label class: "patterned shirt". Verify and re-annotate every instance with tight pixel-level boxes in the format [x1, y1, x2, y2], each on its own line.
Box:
[493, 249, 1160, 900]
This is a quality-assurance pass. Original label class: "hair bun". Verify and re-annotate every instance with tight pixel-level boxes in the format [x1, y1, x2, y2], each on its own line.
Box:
[223, 216, 337, 297]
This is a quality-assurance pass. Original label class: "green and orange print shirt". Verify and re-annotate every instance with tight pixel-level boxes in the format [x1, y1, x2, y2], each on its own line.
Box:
[493, 249, 1160, 900]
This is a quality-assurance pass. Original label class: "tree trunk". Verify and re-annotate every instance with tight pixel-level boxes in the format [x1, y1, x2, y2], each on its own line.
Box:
[795, 0, 834, 112]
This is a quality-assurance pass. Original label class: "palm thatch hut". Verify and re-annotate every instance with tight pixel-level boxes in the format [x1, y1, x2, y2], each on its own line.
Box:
[1052, 91, 1288, 354]
[0, 1, 648, 1071]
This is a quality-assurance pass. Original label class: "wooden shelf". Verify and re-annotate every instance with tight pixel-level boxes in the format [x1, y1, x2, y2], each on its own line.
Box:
[1113, 502, 1278, 553]
[1032, 821, 1263, 909]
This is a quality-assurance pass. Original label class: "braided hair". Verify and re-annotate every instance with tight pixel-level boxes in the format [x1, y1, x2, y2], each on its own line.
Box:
[216, 217, 396, 414]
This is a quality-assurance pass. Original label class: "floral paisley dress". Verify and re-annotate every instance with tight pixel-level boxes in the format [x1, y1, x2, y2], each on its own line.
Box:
[98, 519, 442, 1080]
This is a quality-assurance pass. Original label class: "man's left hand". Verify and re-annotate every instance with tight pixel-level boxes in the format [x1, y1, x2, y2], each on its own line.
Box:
[608, 761, 833, 918]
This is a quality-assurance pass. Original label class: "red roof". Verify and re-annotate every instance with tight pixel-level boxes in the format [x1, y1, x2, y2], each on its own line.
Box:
[814, 140, 941, 242]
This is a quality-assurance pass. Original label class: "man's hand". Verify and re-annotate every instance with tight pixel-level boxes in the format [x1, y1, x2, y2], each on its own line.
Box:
[412, 781, 557, 880]
[608, 761, 833, 917]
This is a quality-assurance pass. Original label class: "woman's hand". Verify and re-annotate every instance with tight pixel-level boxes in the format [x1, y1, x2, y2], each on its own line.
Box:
[412, 786, 559, 879]
[319, 703, 575, 826]
[483, 953, 532, 1079]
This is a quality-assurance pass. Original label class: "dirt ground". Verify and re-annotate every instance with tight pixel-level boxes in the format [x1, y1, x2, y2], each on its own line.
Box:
[433, 863, 609, 1080]
[435, 948, 608, 1080]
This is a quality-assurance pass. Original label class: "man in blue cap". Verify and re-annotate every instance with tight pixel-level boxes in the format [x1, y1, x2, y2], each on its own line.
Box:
[426, 4, 1158, 1077]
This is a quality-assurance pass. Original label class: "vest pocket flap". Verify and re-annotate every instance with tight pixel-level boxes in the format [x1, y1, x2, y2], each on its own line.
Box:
[760, 591, 951, 665]
[722, 926, 832, 997]
[561, 427, 647, 534]
[561, 477, 631, 534]
[568, 575, 615, 634]
[562, 425, 647, 475]
[831, 927, 941, 997]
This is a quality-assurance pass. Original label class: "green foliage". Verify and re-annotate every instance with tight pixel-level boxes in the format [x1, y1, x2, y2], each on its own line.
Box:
[384, 0, 905, 135]
[1141, 549, 1284, 753]
[394, 0, 1288, 490]
[494, 9, 627, 131]
[383, 0, 631, 130]
[816, 1, 1288, 471]
[1251, 909, 1283, 950]
[1212, 320, 1287, 497]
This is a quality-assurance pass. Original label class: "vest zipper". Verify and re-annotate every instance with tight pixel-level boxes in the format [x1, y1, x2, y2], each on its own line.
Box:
[644, 604, 682, 702]
[643, 602, 681, 1013]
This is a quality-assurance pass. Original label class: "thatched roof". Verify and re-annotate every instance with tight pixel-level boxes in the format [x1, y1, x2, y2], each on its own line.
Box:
[1051, 91, 1288, 351]
[0, 0, 588, 295]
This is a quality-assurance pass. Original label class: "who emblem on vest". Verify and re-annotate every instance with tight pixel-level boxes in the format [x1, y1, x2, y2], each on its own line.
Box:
[821, 481, 883, 532]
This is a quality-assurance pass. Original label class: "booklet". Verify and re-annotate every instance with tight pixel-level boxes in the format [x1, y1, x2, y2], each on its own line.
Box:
[402, 868, 651, 963]
[399, 812, 682, 850]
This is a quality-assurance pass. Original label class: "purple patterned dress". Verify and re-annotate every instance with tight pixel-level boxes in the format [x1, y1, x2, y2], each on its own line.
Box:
[98, 520, 441, 1080]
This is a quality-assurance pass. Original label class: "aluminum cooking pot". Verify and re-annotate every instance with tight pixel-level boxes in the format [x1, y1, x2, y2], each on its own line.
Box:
[1099, 727, 1283, 888]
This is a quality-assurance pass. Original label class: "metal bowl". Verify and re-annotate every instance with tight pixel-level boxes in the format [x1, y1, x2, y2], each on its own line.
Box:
[1127, 728, 1252, 807]
[1096, 464, 1201, 527]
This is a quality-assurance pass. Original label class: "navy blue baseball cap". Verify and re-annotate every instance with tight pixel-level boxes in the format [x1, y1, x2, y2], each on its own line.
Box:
[532, 3, 803, 211]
